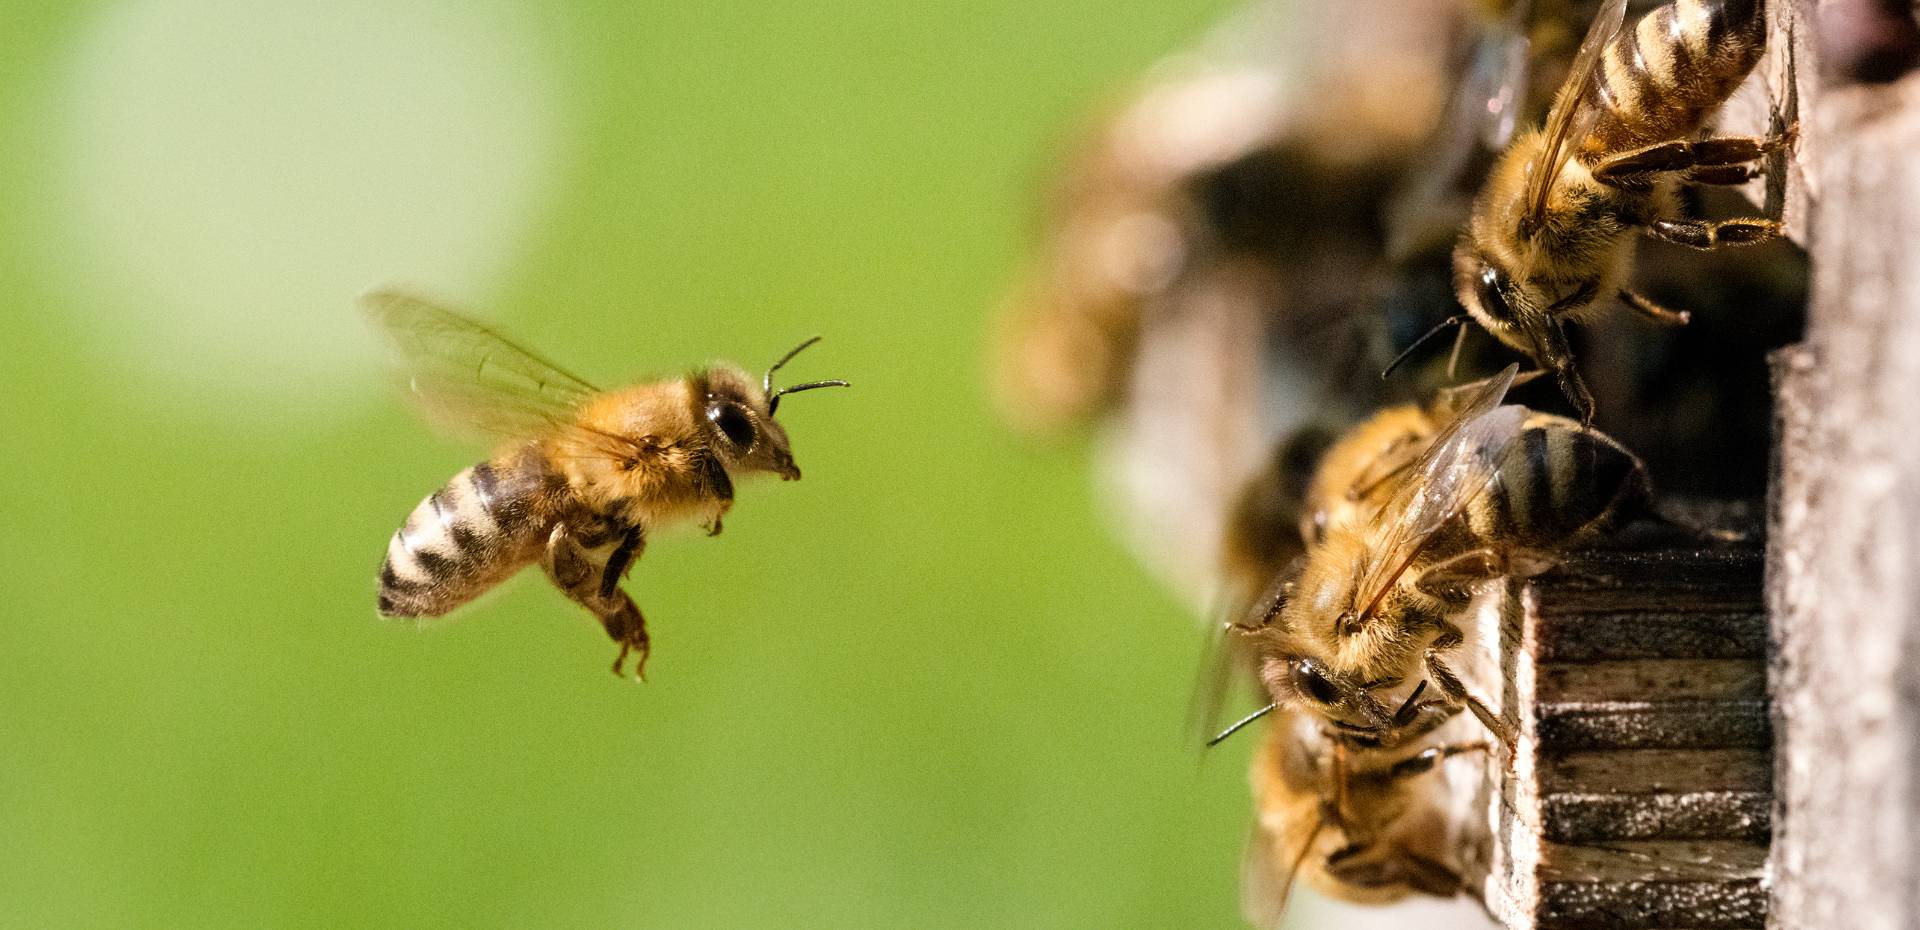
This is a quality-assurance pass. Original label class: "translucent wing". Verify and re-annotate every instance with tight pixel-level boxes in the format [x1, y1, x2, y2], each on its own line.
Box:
[1190, 564, 1298, 751]
[1240, 813, 1328, 929]
[1523, 0, 1627, 228]
[1349, 366, 1527, 623]
[1384, 0, 1533, 260]
[362, 288, 602, 443]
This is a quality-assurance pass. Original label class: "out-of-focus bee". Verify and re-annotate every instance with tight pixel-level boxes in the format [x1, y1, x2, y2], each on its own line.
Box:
[997, 0, 1506, 601]
[364, 290, 848, 679]
[1241, 707, 1489, 924]
[1243, 366, 1647, 750]
[1453, 0, 1791, 419]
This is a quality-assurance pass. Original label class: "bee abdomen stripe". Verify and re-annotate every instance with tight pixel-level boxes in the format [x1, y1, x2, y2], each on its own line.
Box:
[428, 488, 485, 556]
[469, 461, 537, 532]
[376, 458, 551, 619]
[1525, 428, 1552, 530]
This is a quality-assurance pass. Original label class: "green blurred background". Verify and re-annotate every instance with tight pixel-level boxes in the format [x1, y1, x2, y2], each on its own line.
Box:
[0, 0, 1278, 926]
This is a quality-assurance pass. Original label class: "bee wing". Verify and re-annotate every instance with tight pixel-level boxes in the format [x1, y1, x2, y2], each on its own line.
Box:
[1523, 0, 1628, 228]
[1349, 366, 1526, 621]
[362, 288, 604, 443]
[1385, 1, 1534, 259]
[1189, 618, 1253, 749]
[1189, 564, 1298, 749]
[1240, 814, 1328, 929]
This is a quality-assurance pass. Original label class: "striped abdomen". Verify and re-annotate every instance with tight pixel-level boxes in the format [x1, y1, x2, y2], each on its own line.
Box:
[1468, 414, 1648, 549]
[1582, 0, 1767, 157]
[378, 458, 555, 618]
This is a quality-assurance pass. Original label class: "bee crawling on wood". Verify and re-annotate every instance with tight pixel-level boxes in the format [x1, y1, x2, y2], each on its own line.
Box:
[1452, 0, 1793, 420]
[1225, 366, 1647, 755]
[365, 290, 848, 680]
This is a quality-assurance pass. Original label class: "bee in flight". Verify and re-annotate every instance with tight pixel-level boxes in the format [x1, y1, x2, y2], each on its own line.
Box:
[364, 290, 848, 680]
[1228, 366, 1647, 753]
[1452, 0, 1791, 419]
[1241, 705, 1488, 924]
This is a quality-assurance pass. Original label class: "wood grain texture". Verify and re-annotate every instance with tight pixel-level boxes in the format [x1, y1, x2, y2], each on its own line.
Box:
[1472, 512, 1771, 929]
[1763, 0, 1920, 927]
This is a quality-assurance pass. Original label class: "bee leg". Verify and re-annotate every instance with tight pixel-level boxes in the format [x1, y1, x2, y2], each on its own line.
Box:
[599, 526, 645, 600]
[1384, 741, 1492, 781]
[601, 597, 651, 682]
[544, 524, 653, 682]
[1591, 132, 1795, 186]
[1618, 289, 1692, 325]
[1425, 623, 1515, 760]
[1648, 218, 1784, 250]
[1413, 548, 1504, 601]
[1685, 163, 1761, 186]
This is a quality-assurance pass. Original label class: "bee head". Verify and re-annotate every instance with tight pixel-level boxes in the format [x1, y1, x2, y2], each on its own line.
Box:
[1451, 248, 1533, 355]
[1450, 247, 1596, 421]
[693, 338, 847, 482]
[1260, 655, 1394, 736]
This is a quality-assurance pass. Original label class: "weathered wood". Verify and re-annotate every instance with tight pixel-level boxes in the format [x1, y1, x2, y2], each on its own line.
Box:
[1474, 512, 1771, 930]
[1762, 0, 1920, 925]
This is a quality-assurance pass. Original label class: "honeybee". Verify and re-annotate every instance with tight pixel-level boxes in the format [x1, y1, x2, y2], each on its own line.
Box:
[364, 290, 848, 680]
[1242, 366, 1647, 750]
[1242, 706, 1489, 923]
[1453, 0, 1791, 419]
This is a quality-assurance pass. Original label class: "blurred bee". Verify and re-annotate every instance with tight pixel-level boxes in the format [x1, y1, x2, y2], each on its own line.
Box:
[1241, 707, 1489, 924]
[1453, 0, 1790, 419]
[1241, 366, 1647, 750]
[364, 290, 848, 679]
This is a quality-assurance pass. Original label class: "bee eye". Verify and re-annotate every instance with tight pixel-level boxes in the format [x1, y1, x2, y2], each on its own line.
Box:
[1476, 264, 1515, 323]
[1293, 661, 1341, 705]
[706, 402, 755, 450]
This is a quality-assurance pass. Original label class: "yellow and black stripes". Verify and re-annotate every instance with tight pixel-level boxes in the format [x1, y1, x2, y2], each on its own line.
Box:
[377, 459, 551, 618]
[1583, 0, 1767, 157]
[1471, 415, 1647, 549]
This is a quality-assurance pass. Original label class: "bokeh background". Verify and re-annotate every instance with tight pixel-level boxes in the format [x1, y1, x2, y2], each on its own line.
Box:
[0, 0, 1297, 926]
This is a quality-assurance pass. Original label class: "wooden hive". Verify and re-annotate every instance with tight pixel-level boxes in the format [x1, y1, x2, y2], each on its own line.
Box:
[1467, 506, 1771, 929]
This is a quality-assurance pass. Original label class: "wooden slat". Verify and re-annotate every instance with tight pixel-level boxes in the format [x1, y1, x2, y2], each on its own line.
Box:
[1541, 750, 1772, 794]
[1538, 660, 1766, 704]
[1535, 700, 1771, 751]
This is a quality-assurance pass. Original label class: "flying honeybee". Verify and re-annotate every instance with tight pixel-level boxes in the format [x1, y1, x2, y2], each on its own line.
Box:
[1239, 366, 1648, 751]
[1453, 0, 1790, 419]
[364, 290, 848, 680]
[1241, 706, 1488, 924]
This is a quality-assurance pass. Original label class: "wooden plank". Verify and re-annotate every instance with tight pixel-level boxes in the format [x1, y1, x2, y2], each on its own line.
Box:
[1541, 750, 1772, 794]
[1537, 660, 1767, 704]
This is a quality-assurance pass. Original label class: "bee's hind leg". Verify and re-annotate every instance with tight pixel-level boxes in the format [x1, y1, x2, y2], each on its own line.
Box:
[1647, 217, 1783, 250]
[1424, 622, 1516, 764]
[1592, 130, 1796, 186]
[544, 524, 653, 682]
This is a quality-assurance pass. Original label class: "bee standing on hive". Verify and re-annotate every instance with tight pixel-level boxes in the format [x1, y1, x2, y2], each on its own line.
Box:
[364, 290, 848, 680]
[1453, 0, 1791, 419]
[1237, 367, 1648, 752]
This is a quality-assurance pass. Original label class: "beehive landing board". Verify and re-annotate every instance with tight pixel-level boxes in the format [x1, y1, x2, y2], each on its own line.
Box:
[1467, 504, 1770, 930]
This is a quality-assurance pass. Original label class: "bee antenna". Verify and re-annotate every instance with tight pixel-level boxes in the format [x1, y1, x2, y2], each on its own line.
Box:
[767, 380, 851, 416]
[763, 335, 849, 415]
[764, 335, 825, 397]
[1380, 314, 1466, 381]
[1207, 702, 1278, 748]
